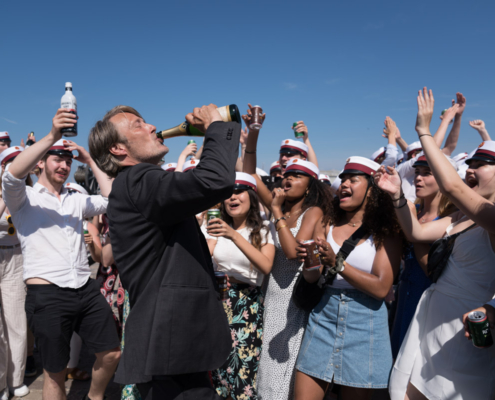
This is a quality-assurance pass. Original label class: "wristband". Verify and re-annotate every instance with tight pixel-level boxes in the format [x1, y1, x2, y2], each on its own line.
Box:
[274, 216, 286, 225]
[394, 199, 408, 209]
[276, 224, 288, 232]
[245, 149, 256, 154]
[419, 134, 432, 138]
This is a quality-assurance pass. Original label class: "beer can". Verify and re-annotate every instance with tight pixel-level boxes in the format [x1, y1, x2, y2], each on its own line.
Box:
[249, 106, 264, 130]
[215, 272, 229, 301]
[302, 240, 322, 271]
[468, 311, 493, 348]
[187, 139, 196, 145]
[83, 229, 89, 235]
[207, 209, 221, 225]
[293, 122, 304, 139]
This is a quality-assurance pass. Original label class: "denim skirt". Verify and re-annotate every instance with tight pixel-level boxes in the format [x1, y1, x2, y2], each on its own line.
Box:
[296, 287, 393, 388]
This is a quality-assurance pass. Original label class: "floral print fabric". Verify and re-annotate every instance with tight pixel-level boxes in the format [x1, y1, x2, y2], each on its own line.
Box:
[212, 283, 264, 400]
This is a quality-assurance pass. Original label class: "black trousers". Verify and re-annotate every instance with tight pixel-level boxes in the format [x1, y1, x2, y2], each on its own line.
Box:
[137, 372, 221, 400]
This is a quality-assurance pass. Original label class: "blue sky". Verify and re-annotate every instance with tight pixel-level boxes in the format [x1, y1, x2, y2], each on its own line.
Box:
[1, 0, 494, 176]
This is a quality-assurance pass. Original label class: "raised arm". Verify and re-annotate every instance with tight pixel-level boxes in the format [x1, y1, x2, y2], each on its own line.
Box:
[394, 127, 408, 152]
[442, 93, 466, 155]
[9, 109, 75, 179]
[469, 120, 491, 141]
[175, 142, 198, 172]
[235, 127, 248, 172]
[381, 117, 398, 167]
[295, 121, 319, 168]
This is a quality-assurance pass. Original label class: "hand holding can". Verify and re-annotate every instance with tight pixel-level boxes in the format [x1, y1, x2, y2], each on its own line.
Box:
[302, 240, 322, 271]
[207, 209, 221, 225]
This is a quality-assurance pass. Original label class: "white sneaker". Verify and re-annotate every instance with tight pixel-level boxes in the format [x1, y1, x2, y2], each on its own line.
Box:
[10, 384, 30, 397]
[0, 386, 8, 400]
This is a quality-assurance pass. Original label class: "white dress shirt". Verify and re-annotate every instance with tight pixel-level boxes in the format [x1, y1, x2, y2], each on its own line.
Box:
[396, 153, 420, 203]
[2, 171, 108, 288]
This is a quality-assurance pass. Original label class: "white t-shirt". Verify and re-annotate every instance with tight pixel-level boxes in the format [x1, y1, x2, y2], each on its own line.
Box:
[206, 220, 275, 286]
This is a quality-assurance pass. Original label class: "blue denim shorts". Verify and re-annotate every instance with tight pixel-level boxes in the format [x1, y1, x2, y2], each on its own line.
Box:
[296, 287, 393, 388]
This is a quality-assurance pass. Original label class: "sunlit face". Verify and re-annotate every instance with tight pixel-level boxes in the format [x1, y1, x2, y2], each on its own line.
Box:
[39, 155, 72, 185]
[0, 141, 11, 153]
[110, 112, 168, 165]
[279, 151, 306, 173]
[414, 166, 439, 199]
[465, 160, 495, 199]
[224, 189, 251, 218]
[282, 172, 310, 200]
[337, 174, 370, 211]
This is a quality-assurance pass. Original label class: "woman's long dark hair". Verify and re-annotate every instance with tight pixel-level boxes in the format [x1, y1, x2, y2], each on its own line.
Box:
[220, 189, 269, 251]
[330, 177, 403, 249]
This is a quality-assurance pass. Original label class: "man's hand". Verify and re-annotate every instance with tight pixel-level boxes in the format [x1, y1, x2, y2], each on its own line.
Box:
[415, 87, 435, 136]
[50, 109, 77, 141]
[185, 104, 222, 133]
[293, 121, 309, 141]
[469, 119, 486, 131]
[462, 304, 495, 340]
[64, 140, 92, 164]
[454, 92, 466, 116]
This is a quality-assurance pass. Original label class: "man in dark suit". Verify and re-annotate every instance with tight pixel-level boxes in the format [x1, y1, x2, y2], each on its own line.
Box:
[88, 104, 239, 399]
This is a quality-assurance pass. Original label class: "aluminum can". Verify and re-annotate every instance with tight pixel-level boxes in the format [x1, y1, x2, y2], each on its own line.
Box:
[302, 240, 322, 271]
[187, 139, 196, 145]
[83, 229, 89, 235]
[215, 272, 229, 301]
[293, 122, 304, 139]
[207, 209, 221, 225]
[249, 106, 264, 130]
[468, 311, 493, 348]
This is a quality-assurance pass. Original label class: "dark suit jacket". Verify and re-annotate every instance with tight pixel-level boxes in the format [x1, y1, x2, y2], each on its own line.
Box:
[108, 121, 240, 384]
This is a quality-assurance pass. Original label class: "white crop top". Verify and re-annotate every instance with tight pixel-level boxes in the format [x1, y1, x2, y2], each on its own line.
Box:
[206, 220, 275, 286]
[327, 225, 376, 289]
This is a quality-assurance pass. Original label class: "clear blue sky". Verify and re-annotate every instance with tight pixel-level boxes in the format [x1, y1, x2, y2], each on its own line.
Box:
[1, 0, 494, 176]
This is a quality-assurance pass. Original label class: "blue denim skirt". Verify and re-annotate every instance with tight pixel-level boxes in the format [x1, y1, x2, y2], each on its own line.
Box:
[296, 287, 393, 388]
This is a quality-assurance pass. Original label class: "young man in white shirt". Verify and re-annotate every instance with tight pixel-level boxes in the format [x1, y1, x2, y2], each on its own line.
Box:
[2, 109, 120, 400]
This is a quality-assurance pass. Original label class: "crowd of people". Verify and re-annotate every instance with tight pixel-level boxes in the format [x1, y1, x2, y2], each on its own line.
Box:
[0, 88, 494, 400]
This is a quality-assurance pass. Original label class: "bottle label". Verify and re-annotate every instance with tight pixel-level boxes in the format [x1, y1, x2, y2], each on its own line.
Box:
[217, 106, 231, 122]
[61, 100, 77, 111]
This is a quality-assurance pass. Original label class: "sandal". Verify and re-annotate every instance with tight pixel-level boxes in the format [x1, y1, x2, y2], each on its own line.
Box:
[66, 367, 90, 381]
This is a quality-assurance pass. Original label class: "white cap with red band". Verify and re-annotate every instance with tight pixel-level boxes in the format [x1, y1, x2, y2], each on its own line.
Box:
[371, 147, 386, 163]
[234, 172, 257, 192]
[466, 141, 495, 164]
[65, 182, 89, 195]
[270, 161, 281, 173]
[285, 158, 319, 179]
[161, 162, 177, 171]
[319, 174, 331, 183]
[452, 152, 468, 165]
[183, 159, 199, 172]
[0, 146, 23, 166]
[0, 132, 11, 141]
[406, 141, 422, 157]
[47, 139, 73, 156]
[280, 139, 308, 158]
[340, 156, 380, 178]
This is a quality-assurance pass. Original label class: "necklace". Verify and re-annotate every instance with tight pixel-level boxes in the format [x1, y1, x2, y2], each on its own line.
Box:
[347, 220, 362, 227]
[285, 209, 302, 219]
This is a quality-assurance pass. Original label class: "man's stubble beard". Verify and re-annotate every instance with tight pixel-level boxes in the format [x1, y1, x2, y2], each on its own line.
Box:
[129, 145, 169, 166]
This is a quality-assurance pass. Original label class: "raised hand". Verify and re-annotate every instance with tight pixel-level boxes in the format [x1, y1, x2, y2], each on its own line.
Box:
[271, 187, 286, 209]
[440, 104, 460, 125]
[454, 92, 466, 116]
[382, 116, 397, 138]
[469, 120, 486, 131]
[205, 218, 237, 240]
[180, 142, 197, 158]
[50, 108, 78, 141]
[64, 140, 92, 164]
[374, 165, 402, 198]
[185, 104, 222, 133]
[242, 103, 265, 132]
[415, 87, 434, 137]
[293, 121, 309, 140]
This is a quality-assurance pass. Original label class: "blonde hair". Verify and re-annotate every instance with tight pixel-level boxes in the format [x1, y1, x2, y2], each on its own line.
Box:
[416, 193, 457, 218]
[88, 106, 142, 178]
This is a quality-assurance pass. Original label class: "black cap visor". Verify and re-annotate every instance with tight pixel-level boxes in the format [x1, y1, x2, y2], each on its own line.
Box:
[233, 183, 255, 192]
[338, 169, 369, 179]
[280, 148, 303, 156]
[466, 155, 495, 165]
[47, 149, 73, 158]
[413, 160, 429, 168]
[284, 168, 314, 179]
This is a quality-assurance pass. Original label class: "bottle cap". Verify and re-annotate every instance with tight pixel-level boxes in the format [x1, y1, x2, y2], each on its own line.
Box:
[65, 82, 72, 88]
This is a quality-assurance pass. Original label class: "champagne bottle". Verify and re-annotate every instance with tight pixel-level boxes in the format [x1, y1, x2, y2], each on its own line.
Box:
[61, 82, 78, 137]
[156, 104, 240, 140]
[26, 132, 35, 147]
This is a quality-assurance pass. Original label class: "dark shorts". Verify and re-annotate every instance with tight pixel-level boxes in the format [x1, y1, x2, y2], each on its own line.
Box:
[25, 278, 120, 373]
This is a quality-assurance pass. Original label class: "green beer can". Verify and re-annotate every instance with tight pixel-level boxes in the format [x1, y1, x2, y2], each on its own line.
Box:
[293, 122, 304, 139]
[468, 311, 493, 348]
[207, 209, 221, 225]
[187, 139, 196, 145]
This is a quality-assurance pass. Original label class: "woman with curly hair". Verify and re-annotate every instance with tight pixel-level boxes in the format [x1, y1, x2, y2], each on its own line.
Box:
[206, 172, 275, 399]
[294, 156, 403, 400]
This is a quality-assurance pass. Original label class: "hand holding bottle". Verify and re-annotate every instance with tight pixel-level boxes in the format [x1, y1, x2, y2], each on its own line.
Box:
[185, 104, 223, 133]
[49, 109, 78, 141]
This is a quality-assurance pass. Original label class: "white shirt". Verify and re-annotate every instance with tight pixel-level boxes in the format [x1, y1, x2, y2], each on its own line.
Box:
[206, 220, 275, 286]
[2, 171, 108, 288]
[381, 144, 398, 168]
[396, 153, 420, 203]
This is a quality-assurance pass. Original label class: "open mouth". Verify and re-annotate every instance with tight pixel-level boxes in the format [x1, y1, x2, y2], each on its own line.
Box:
[228, 203, 240, 210]
[339, 191, 352, 202]
[466, 176, 478, 188]
[284, 181, 292, 191]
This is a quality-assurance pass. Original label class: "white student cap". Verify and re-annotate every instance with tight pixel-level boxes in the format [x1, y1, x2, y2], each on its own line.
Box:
[413, 154, 458, 171]
[319, 174, 331, 184]
[284, 158, 319, 179]
[161, 162, 177, 172]
[466, 141, 495, 164]
[405, 141, 422, 158]
[0, 146, 23, 166]
[234, 172, 257, 192]
[270, 161, 281, 174]
[339, 156, 380, 178]
[65, 182, 89, 195]
[371, 147, 386, 163]
[279, 139, 308, 158]
[183, 159, 199, 172]
[452, 152, 468, 166]
[47, 139, 73, 157]
[0, 132, 11, 142]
